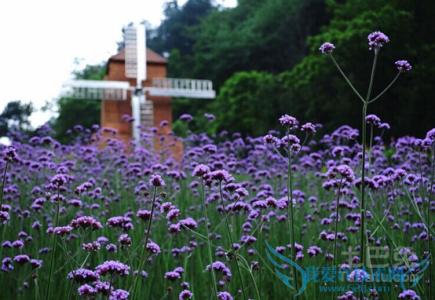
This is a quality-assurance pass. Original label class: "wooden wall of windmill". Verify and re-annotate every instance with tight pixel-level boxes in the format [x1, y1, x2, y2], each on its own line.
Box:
[102, 48, 182, 158]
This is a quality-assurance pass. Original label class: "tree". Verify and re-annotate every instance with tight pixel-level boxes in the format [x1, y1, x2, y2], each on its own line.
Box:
[52, 63, 106, 143]
[279, 0, 435, 137]
[0, 101, 33, 136]
[211, 71, 280, 136]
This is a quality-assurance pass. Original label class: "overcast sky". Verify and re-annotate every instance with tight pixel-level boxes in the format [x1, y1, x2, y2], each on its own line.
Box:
[0, 0, 236, 127]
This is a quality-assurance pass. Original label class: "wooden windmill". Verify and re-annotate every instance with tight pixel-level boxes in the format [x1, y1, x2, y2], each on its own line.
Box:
[63, 23, 215, 144]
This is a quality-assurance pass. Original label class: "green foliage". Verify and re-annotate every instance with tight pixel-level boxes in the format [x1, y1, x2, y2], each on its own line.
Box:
[212, 71, 280, 136]
[52, 63, 106, 142]
[151, 0, 329, 126]
[0, 100, 33, 136]
[191, 0, 329, 86]
[188, 0, 435, 137]
[280, 0, 435, 137]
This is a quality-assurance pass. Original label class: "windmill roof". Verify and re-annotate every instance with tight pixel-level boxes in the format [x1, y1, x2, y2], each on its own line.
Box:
[109, 48, 167, 64]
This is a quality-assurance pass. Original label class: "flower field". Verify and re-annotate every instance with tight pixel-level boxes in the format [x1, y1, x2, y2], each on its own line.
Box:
[0, 32, 434, 300]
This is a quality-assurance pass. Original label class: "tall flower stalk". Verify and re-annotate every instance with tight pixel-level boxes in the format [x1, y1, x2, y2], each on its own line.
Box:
[0, 146, 18, 210]
[287, 155, 298, 291]
[218, 181, 247, 300]
[46, 174, 66, 300]
[279, 115, 301, 293]
[320, 31, 412, 298]
[0, 161, 8, 210]
[193, 164, 218, 299]
[131, 174, 164, 300]
[426, 136, 434, 300]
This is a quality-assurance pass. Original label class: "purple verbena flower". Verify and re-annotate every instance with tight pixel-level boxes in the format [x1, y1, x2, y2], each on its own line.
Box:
[395, 60, 412, 72]
[149, 174, 165, 187]
[368, 31, 390, 50]
[398, 289, 420, 300]
[95, 260, 130, 276]
[319, 42, 335, 54]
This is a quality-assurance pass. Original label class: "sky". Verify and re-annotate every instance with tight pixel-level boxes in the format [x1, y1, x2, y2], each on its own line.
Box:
[0, 0, 236, 127]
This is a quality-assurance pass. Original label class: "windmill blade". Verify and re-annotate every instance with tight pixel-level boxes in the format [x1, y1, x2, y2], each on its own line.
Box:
[124, 23, 146, 84]
[147, 78, 216, 99]
[63, 80, 130, 100]
[131, 93, 141, 145]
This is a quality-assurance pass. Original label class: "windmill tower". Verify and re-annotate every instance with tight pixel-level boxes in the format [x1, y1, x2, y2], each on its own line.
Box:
[63, 23, 215, 144]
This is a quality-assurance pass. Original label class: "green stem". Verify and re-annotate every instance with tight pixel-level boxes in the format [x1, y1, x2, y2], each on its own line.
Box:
[287, 155, 298, 292]
[330, 55, 365, 103]
[365, 51, 378, 101]
[332, 180, 343, 300]
[0, 161, 9, 262]
[45, 190, 61, 300]
[359, 101, 368, 300]
[0, 161, 8, 209]
[219, 182, 247, 300]
[132, 186, 158, 299]
[368, 125, 374, 170]
[368, 72, 401, 104]
[359, 51, 377, 300]
[427, 146, 434, 299]
[238, 254, 261, 300]
[201, 181, 218, 300]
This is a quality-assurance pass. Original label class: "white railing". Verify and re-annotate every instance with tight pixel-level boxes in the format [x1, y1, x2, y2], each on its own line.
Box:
[148, 78, 215, 99]
[63, 80, 129, 100]
[62, 78, 216, 100]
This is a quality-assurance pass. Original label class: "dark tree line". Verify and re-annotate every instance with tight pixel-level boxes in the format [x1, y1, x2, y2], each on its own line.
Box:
[149, 0, 435, 138]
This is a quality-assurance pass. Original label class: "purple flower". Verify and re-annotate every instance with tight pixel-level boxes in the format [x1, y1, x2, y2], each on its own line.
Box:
[82, 241, 101, 252]
[319, 42, 335, 54]
[30, 259, 43, 269]
[379, 122, 390, 130]
[78, 284, 97, 296]
[347, 268, 369, 282]
[398, 289, 420, 300]
[146, 240, 161, 254]
[149, 174, 165, 187]
[95, 260, 130, 276]
[217, 291, 233, 300]
[279, 114, 298, 128]
[368, 31, 390, 50]
[204, 113, 215, 121]
[1, 257, 14, 272]
[50, 225, 73, 236]
[179, 114, 193, 122]
[164, 271, 182, 281]
[12, 239, 24, 249]
[13, 255, 30, 264]
[192, 164, 210, 177]
[301, 122, 317, 134]
[209, 170, 234, 183]
[70, 216, 103, 230]
[337, 291, 357, 300]
[106, 243, 117, 253]
[395, 60, 412, 72]
[207, 261, 232, 281]
[179, 217, 198, 229]
[95, 281, 111, 295]
[179, 289, 193, 300]
[68, 268, 100, 283]
[109, 289, 129, 300]
[2, 146, 19, 162]
[136, 209, 152, 220]
[118, 234, 132, 246]
[281, 134, 300, 146]
[365, 114, 381, 126]
[107, 216, 133, 230]
[0, 211, 9, 224]
[50, 174, 68, 187]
